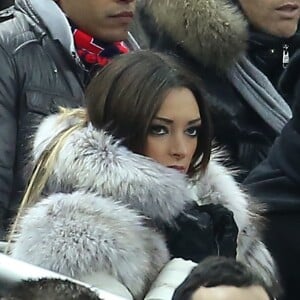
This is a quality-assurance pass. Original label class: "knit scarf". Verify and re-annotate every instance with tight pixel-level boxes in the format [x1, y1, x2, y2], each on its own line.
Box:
[72, 27, 129, 70]
[227, 55, 292, 134]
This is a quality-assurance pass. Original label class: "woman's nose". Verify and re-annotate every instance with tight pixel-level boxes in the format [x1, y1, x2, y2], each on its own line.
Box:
[170, 136, 188, 159]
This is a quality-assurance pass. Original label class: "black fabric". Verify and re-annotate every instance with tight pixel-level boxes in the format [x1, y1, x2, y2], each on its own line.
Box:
[0, 0, 13, 11]
[247, 25, 300, 107]
[279, 47, 300, 115]
[0, 3, 86, 239]
[163, 203, 238, 263]
[245, 119, 300, 300]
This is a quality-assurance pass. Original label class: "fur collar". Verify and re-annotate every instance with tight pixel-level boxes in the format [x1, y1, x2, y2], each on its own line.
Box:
[33, 113, 192, 227]
[137, 0, 248, 70]
[33, 113, 251, 231]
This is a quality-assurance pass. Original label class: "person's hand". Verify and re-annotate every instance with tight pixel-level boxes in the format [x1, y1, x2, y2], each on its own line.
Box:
[198, 203, 238, 258]
[163, 202, 238, 263]
[164, 202, 215, 263]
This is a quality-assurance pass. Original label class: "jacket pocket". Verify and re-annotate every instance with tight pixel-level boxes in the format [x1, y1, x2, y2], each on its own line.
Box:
[25, 90, 83, 116]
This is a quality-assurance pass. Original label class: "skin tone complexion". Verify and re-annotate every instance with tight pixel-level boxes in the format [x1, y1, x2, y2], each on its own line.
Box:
[144, 87, 201, 174]
[239, 0, 300, 37]
[55, 0, 136, 42]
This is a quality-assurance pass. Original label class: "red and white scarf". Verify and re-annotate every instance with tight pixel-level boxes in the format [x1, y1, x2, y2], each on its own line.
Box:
[72, 27, 129, 70]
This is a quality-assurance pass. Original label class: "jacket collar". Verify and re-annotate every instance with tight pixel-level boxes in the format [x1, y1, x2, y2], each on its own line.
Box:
[15, 0, 76, 56]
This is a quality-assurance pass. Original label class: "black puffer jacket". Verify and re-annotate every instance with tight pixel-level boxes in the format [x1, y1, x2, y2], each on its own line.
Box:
[0, 0, 86, 238]
[136, 0, 278, 180]
[248, 26, 300, 106]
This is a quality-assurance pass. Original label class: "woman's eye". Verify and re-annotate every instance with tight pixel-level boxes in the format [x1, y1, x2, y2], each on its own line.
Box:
[149, 125, 168, 135]
[186, 126, 199, 137]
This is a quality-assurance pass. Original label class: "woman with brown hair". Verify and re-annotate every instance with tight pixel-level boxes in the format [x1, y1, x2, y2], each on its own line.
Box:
[7, 50, 277, 299]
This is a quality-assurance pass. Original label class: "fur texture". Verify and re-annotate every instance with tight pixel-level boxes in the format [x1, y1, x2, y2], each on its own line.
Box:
[137, 0, 248, 70]
[12, 193, 168, 299]
[11, 114, 277, 298]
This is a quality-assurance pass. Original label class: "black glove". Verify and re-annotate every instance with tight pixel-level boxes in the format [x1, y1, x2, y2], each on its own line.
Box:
[198, 203, 238, 258]
[163, 202, 238, 263]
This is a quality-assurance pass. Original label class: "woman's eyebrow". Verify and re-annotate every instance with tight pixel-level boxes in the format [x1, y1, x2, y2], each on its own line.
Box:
[153, 117, 173, 124]
[153, 117, 201, 125]
[188, 118, 201, 125]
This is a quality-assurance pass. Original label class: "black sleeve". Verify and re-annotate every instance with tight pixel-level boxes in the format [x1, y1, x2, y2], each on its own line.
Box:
[0, 45, 18, 239]
[244, 117, 300, 300]
[245, 119, 300, 209]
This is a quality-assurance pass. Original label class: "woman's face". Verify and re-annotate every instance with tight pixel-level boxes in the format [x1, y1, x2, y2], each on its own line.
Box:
[143, 87, 201, 174]
[239, 0, 300, 37]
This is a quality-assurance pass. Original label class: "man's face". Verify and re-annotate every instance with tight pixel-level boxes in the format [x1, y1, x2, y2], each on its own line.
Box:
[56, 0, 136, 42]
[192, 285, 270, 300]
[239, 0, 300, 38]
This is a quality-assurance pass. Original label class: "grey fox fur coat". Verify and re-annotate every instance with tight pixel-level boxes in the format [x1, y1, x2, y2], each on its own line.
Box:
[11, 113, 277, 299]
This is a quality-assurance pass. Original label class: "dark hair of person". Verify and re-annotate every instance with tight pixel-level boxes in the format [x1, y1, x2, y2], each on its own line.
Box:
[86, 50, 213, 176]
[0, 278, 101, 300]
[172, 256, 275, 300]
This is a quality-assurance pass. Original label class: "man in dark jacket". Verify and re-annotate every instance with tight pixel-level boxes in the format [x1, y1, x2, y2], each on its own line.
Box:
[236, 0, 300, 104]
[135, 0, 298, 181]
[0, 0, 137, 239]
[245, 97, 300, 300]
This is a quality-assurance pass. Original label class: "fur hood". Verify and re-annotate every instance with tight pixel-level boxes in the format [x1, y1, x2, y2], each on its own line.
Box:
[11, 113, 277, 298]
[137, 0, 248, 70]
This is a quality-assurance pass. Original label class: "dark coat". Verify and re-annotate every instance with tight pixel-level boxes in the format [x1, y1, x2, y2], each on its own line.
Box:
[234, 16, 300, 300]
[247, 26, 300, 107]
[0, 0, 86, 238]
[136, 0, 278, 181]
[0, 0, 13, 11]
[245, 117, 300, 300]
[279, 45, 300, 109]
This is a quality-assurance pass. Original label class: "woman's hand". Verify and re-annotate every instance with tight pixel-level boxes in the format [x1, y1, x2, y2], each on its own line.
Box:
[163, 202, 238, 263]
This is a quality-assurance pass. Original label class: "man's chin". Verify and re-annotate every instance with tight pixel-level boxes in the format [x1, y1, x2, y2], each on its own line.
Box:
[269, 23, 298, 38]
[97, 29, 129, 43]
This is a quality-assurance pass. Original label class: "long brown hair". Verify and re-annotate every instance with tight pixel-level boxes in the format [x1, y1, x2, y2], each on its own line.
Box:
[86, 50, 212, 175]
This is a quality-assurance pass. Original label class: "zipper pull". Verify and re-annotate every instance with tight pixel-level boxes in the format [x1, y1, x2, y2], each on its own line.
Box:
[282, 44, 289, 69]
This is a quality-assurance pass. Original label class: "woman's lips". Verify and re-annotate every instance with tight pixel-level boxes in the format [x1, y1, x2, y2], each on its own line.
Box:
[168, 165, 186, 173]
[276, 3, 300, 18]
